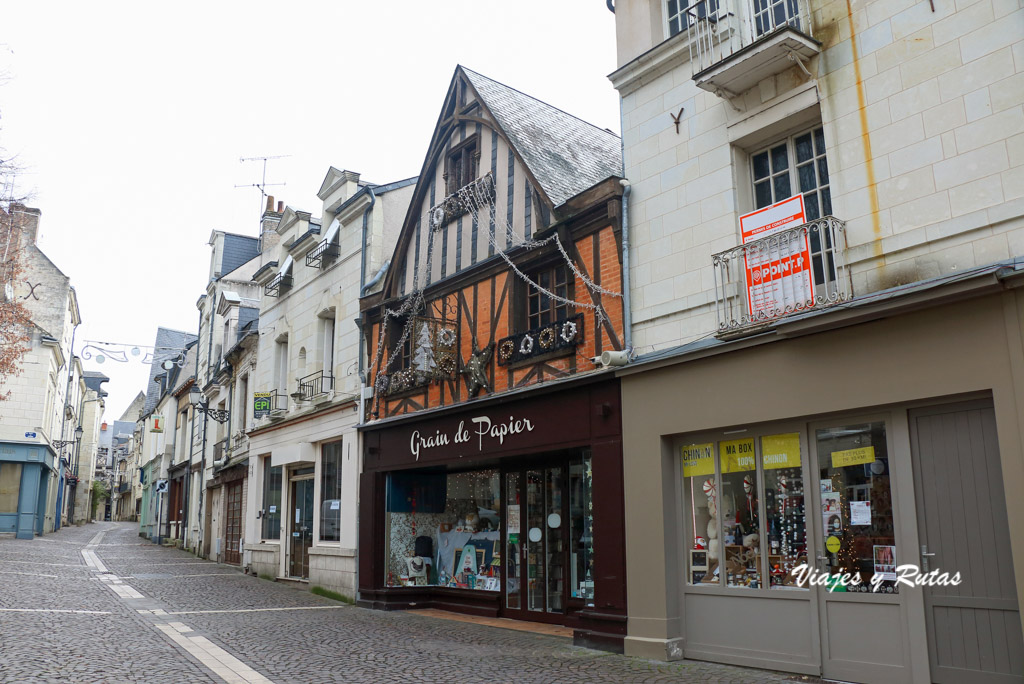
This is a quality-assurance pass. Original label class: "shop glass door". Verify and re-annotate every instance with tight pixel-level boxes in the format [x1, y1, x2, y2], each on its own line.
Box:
[503, 466, 568, 620]
[288, 476, 314, 579]
[811, 419, 903, 682]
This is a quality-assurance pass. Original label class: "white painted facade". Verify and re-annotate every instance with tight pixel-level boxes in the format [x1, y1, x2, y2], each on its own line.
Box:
[246, 168, 414, 597]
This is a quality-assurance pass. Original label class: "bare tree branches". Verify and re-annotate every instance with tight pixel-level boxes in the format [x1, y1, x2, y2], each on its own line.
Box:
[0, 142, 33, 401]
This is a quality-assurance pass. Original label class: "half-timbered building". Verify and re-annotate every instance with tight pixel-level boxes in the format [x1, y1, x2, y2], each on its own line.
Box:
[358, 67, 629, 651]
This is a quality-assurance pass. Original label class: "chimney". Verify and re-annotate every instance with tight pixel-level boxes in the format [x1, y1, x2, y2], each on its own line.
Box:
[265, 195, 274, 213]
[9, 203, 42, 246]
[277, 201, 283, 213]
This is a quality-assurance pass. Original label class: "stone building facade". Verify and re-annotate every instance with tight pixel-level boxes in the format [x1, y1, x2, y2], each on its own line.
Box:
[608, 2, 1024, 682]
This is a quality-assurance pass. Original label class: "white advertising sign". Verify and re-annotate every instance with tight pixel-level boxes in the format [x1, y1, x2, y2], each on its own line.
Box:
[739, 195, 814, 318]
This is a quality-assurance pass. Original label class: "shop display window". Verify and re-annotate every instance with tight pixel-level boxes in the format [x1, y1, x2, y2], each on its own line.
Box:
[0, 462, 22, 513]
[319, 440, 342, 542]
[384, 468, 501, 590]
[720, 438, 760, 588]
[681, 431, 808, 589]
[261, 459, 282, 540]
[761, 433, 807, 589]
[815, 422, 898, 593]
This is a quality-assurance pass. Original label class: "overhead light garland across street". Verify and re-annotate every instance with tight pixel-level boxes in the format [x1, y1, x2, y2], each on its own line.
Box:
[80, 340, 189, 369]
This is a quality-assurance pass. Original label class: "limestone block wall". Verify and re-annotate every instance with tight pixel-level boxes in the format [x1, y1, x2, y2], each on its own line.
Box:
[246, 543, 280, 579]
[613, 0, 1024, 353]
[309, 547, 357, 598]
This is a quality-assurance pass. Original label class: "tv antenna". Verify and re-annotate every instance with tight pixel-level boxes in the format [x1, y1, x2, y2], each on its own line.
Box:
[236, 154, 289, 218]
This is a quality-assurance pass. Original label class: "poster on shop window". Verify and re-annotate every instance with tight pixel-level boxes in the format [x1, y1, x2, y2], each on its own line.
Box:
[739, 195, 813, 318]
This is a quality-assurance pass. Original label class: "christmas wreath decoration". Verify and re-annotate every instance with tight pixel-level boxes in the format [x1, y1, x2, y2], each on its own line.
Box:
[539, 327, 556, 350]
[498, 339, 515, 362]
[437, 327, 457, 348]
[437, 354, 457, 377]
[560, 319, 578, 343]
[431, 206, 446, 230]
[519, 334, 534, 356]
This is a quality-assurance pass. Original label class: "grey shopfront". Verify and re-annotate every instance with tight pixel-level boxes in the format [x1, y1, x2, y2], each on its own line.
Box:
[618, 284, 1024, 683]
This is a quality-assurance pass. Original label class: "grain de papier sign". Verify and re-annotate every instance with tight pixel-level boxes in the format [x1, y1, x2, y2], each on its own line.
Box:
[738, 195, 814, 318]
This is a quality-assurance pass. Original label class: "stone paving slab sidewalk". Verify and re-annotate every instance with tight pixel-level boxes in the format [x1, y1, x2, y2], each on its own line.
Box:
[1, 523, 824, 684]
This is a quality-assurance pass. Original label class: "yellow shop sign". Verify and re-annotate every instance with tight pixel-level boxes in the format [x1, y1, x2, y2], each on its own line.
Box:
[762, 433, 801, 470]
[720, 438, 756, 473]
[681, 443, 715, 477]
[831, 446, 876, 468]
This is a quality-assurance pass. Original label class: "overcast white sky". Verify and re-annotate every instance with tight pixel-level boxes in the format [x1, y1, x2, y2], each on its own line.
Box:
[0, 1, 621, 422]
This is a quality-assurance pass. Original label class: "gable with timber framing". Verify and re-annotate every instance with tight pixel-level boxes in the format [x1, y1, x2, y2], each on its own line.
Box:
[362, 66, 624, 421]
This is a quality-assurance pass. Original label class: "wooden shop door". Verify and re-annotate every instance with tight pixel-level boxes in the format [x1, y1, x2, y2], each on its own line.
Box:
[223, 481, 242, 566]
[502, 466, 568, 622]
[910, 401, 1023, 683]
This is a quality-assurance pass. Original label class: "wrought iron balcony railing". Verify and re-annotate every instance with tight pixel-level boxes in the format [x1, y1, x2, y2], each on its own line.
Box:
[297, 370, 334, 401]
[268, 391, 288, 413]
[712, 215, 849, 335]
[213, 438, 227, 463]
[264, 272, 293, 298]
[305, 237, 340, 269]
[676, 0, 818, 96]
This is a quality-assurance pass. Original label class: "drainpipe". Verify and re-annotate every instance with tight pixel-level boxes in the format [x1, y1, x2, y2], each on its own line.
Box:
[361, 260, 390, 298]
[55, 322, 79, 531]
[359, 187, 377, 296]
[621, 179, 632, 354]
[619, 92, 633, 354]
[606, 0, 614, 12]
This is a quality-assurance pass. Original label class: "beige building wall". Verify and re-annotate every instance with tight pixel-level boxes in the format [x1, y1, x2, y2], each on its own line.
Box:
[617, 287, 1024, 677]
[610, 0, 1024, 353]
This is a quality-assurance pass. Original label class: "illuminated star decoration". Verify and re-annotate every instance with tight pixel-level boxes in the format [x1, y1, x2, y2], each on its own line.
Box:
[462, 343, 493, 397]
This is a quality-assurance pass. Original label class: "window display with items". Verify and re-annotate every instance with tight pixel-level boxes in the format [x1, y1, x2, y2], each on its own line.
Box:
[815, 422, 898, 593]
[385, 468, 501, 590]
[681, 431, 808, 589]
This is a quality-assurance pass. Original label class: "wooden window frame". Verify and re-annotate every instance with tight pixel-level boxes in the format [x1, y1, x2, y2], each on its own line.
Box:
[445, 136, 480, 197]
[520, 262, 574, 332]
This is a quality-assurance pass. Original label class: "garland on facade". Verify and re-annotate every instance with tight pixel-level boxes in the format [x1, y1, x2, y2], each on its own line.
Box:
[369, 174, 623, 403]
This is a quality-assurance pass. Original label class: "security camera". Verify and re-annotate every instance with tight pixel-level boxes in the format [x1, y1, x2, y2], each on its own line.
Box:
[590, 356, 602, 365]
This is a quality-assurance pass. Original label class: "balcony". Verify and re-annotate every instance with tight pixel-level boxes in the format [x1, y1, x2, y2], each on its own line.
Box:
[712, 215, 849, 336]
[497, 312, 584, 366]
[116, 482, 131, 494]
[430, 172, 494, 230]
[213, 438, 230, 466]
[305, 237, 339, 269]
[677, 0, 819, 98]
[264, 272, 292, 298]
[268, 392, 288, 414]
[296, 370, 334, 401]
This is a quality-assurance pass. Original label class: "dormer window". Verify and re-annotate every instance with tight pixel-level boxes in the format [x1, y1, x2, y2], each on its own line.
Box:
[306, 217, 341, 268]
[445, 137, 479, 196]
[265, 255, 293, 297]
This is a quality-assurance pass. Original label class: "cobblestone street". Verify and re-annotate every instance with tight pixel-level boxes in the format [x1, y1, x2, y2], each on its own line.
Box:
[1, 523, 816, 683]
